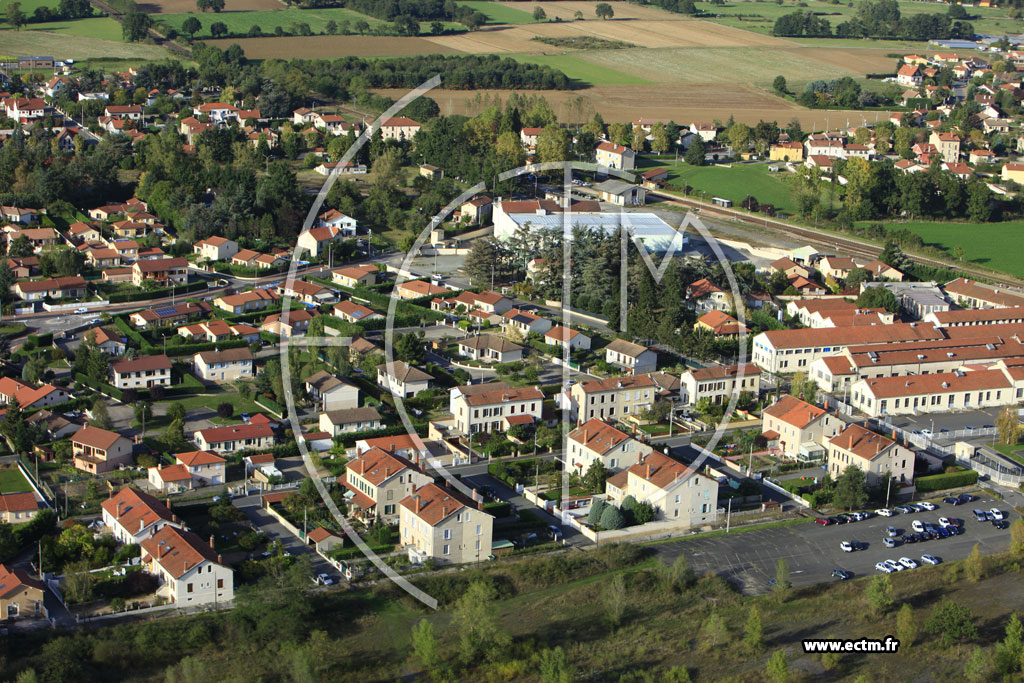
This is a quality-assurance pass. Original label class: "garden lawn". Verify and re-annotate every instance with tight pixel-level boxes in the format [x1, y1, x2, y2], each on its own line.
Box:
[509, 53, 653, 85]
[0, 467, 33, 494]
[158, 392, 261, 416]
[456, 1, 537, 24]
[991, 441, 1024, 467]
[859, 219, 1024, 280]
[638, 157, 800, 215]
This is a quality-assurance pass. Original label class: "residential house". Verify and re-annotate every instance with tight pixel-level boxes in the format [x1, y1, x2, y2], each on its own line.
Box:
[305, 370, 359, 410]
[140, 526, 233, 606]
[594, 179, 646, 206]
[396, 280, 448, 300]
[449, 383, 543, 435]
[460, 196, 492, 224]
[194, 423, 275, 453]
[261, 309, 315, 337]
[827, 423, 915, 486]
[193, 236, 239, 262]
[342, 447, 432, 524]
[897, 64, 923, 87]
[147, 465, 195, 494]
[376, 361, 433, 398]
[13, 276, 86, 301]
[131, 258, 188, 287]
[769, 142, 804, 162]
[276, 279, 337, 306]
[0, 493, 38, 524]
[686, 278, 731, 312]
[0, 563, 47, 620]
[0, 377, 69, 410]
[333, 300, 382, 324]
[457, 334, 524, 363]
[177, 320, 258, 344]
[604, 338, 658, 375]
[317, 209, 357, 236]
[595, 141, 636, 170]
[501, 308, 552, 336]
[399, 483, 493, 565]
[129, 301, 211, 329]
[545, 326, 592, 351]
[380, 117, 420, 141]
[101, 487, 180, 544]
[319, 407, 383, 436]
[331, 264, 378, 288]
[819, 256, 858, 281]
[694, 311, 747, 337]
[690, 122, 717, 141]
[110, 354, 172, 390]
[604, 450, 718, 526]
[770, 257, 812, 280]
[930, 131, 961, 161]
[681, 363, 761, 406]
[193, 101, 239, 123]
[214, 288, 279, 314]
[296, 226, 345, 258]
[567, 419, 653, 474]
[760, 395, 843, 460]
[355, 434, 429, 463]
[193, 347, 254, 382]
[174, 450, 227, 486]
[520, 127, 542, 150]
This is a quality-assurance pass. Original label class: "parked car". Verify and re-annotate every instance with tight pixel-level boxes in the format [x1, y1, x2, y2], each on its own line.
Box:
[875, 561, 893, 573]
[887, 526, 898, 537]
[919, 502, 937, 511]
[840, 541, 855, 552]
[959, 494, 976, 503]
[876, 508, 893, 517]
[899, 557, 918, 569]
[938, 517, 953, 528]
[973, 509, 988, 522]
[883, 537, 897, 548]
[990, 508, 1005, 520]
[994, 520, 1010, 530]
[815, 517, 832, 526]
[912, 520, 926, 533]
[921, 554, 941, 565]
[893, 505, 912, 514]
[885, 560, 904, 572]
[832, 569, 853, 580]
[900, 534, 916, 544]
[943, 497, 961, 506]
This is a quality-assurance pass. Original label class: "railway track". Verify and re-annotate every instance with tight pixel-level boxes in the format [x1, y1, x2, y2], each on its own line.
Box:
[648, 188, 1024, 290]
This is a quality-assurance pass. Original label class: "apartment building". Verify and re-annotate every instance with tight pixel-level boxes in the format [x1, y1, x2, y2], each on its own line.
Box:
[567, 419, 653, 474]
[569, 374, 658, 423]
[449, 383, 543, 435]
[342, 447, 432, 523]
[924, 307, 1024, 327]
[140, 526, 233, 606]
[399, 483, 493, 565]
[110, 354, 172, 390]
[605, 450, 718, 526]
[760, 395, 844, 461]
[680, 363, 761, 406]
[826, 423, 915, 486]
[849, 364, 1024, 417]
[943, 278, 1024, 309]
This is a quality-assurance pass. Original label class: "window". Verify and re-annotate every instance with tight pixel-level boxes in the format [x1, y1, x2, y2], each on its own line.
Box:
[217, 578, 224, 589]
[476, 524, 481, 536]
[443, 544, 450, 555]
[187, 583, 193, 593]
[443, 528, 452, 540]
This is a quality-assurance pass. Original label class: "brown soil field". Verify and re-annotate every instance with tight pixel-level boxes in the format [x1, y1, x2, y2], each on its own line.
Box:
[424, 17, 791, 53]
[500, 0, 683, 21]
[375, 85, 892, 128]
[782, 46, 898, 73]
[203, 35, 461, 58]
[139, 0, 281, 13]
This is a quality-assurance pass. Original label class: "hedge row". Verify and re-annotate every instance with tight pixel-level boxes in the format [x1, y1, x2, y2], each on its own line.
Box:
[915, 469, 979, 492]
[163, 339, 250, 358]
[333, 423, 426, 449]
[75, 373, 123, 400]
[255, 394, 284, 416]
[105, 280, 207, 303]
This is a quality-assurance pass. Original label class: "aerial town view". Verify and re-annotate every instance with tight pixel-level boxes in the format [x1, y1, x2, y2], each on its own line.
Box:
[5, 0, 1024, 680]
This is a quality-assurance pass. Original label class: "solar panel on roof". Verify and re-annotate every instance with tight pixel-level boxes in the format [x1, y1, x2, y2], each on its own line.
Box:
[154, 307, 178, 316]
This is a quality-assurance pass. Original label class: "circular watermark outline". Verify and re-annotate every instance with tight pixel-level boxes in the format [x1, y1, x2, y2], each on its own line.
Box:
[279, 78, 748, 609]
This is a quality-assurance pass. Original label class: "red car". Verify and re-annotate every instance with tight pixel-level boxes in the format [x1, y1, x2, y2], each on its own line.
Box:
[815, 517, 832, 526]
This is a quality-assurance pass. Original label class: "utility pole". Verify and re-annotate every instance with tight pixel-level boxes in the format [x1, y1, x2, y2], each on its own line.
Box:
[726, 497, 732, 533]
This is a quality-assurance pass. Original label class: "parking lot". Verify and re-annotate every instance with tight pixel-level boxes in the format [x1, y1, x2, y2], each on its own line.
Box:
[653, 493, 1016, 594]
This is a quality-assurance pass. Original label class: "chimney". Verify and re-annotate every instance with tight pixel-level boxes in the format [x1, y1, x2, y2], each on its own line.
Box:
[209, 534, 215, 549]
[217, 554, 223, 564]
[165, 497, 172, 510]
[442, 505, 448, 517]
[646, 464, 652, 478]
[414, 495, 421, 513]
[172, 514, 178, 524]
[139, 519, 144, 532]
[385, 466, 391, 478]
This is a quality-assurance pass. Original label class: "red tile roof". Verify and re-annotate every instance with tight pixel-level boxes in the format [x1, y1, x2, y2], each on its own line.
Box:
[347, 447, 416, 486]
[0, 492, 37, 513]
[72, 425, 125, 450]
[762, 395, 827, 428]
[399, 483, 474, 526]
[174, 450, 225, 466]
[569, 419, 631, 454]
[829, 424, 896, 461]
[140, 525, 222, 579]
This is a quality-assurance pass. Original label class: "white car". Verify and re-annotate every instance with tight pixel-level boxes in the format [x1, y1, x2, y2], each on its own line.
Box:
[912, 520, 926, 533]
[887, 526, 898, 537]
[921, 554, 941, 565]
[875, 561, 893, 573]
[938, 517, 953, 528]
[991, 508, 1005, 520]
[876, 508, 893, 517]
[898, 557, 918, 569]
[919, 502, 937, 511]
[840, 541, 854, 552]
[885, 560, 904, 572]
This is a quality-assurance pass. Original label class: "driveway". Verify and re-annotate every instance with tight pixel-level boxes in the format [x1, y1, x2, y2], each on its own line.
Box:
[652, 492, 1015, 594]
[233, 495, 342, 580]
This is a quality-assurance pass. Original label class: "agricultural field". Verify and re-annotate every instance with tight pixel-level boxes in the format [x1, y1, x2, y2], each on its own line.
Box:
[0, 27, 170, 58]
[693, 0, 1022, 36]
[638, 157, 803, 215]
[508, 53, 654, 84]
[137, 0, 281, 13]
[203, 35, 463, 58]
[498, 0, 683, 21]
[456, 0, 538, 24]
[16, 16, 127, 40]
[0, 0, 61, 23]
[158, 7, 394, 38]
[866, 219, 1024, 278]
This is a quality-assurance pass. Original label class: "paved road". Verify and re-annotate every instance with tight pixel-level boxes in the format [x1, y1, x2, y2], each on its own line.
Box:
[233, 494, 342, 580]
[652, 492, 1015, 594]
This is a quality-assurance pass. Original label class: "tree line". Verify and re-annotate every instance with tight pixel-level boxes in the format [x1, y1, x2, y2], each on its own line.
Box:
[774, 0, 974, 40]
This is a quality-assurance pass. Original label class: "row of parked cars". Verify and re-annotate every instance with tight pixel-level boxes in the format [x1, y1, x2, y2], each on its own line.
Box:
[874, 555, 941, 574]
[817, 494, 978, 526]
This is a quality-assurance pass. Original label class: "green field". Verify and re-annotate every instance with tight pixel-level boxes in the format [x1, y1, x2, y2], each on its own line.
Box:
[0, 467, 33, 494]
[694, 0, 1021, 36]
[0, 0, 60, 24]
[456, 0, 538, 24]
[863, 219, 1024, 279]
[19, 16, 125, 40]
[158, 7, 462, 38]
[510, 53, 654, 85]
[638, 157, 802, 215]
[0, 28, 168, 58]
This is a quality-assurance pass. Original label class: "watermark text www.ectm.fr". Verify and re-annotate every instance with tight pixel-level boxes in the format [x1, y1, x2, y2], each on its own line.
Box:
[802, 637, 900, 654]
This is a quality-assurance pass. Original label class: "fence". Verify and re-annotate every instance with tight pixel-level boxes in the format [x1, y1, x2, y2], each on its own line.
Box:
[17, 456, 55, 508]
[762, 478, 811, 508]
